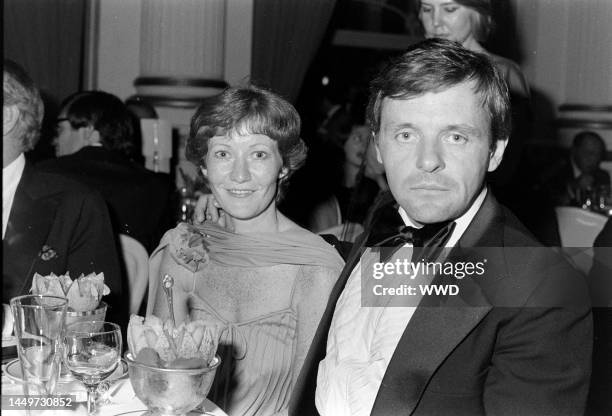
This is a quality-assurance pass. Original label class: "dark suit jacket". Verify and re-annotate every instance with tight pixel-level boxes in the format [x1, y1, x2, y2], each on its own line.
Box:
[291, 191, 592, 416]
[587, 218, 612, 415]
[3, 162, 127, 326]
[37, 147, 173, 252]
[538, 157, 610, 207]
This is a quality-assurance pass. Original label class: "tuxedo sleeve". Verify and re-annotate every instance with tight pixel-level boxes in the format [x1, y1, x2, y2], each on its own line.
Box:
[483, 280, 593, 415]
[65, 189, 127, 328]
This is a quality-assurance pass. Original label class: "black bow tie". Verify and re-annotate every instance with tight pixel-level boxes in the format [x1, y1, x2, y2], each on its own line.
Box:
[375, 221, 456, 248]
[374, 221, 456, 263]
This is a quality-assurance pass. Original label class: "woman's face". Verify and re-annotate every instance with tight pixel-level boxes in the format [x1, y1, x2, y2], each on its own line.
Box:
[344, 125, 370, 168]
[202, 132, 287, 222]
[419, 0, 480, 46]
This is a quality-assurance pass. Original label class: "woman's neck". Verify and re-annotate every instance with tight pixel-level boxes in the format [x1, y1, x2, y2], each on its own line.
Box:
[231, 204, 286, 234]
[462, 37, 485, 54]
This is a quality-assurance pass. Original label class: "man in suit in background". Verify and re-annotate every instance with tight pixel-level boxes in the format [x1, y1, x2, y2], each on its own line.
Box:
[291, 39, 592, 416]
[538, 131, 610, 207]
[3, 60, 126, 326]
[37, 90, 172, 252]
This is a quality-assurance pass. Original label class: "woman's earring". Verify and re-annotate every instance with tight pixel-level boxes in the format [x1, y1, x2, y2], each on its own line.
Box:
[278, 167, 289, 180]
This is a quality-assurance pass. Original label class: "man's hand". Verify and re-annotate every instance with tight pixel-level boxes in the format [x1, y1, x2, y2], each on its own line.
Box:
[193, 193, 234, 231]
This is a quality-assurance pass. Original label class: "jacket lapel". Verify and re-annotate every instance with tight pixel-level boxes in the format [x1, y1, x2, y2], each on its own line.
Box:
[371, 192, 502, 415]
[3, 164, 58, 300]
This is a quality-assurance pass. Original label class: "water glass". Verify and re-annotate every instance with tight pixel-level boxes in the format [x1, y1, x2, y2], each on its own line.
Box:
[10, 295, 68, 399]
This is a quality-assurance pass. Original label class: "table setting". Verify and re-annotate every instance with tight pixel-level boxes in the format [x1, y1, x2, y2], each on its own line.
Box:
[2, 272, 227, 416]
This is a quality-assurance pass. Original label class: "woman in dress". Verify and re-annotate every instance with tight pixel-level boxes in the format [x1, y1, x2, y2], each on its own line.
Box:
[147, 86, 344, 416]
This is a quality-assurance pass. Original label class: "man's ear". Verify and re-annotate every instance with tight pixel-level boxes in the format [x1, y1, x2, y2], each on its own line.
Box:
[374, 134, 383, 164]
[85, 128, 101, 146]
[487, 138, 508, 172]
[200, 166, 208, 177]
[3, 105, 20, 136]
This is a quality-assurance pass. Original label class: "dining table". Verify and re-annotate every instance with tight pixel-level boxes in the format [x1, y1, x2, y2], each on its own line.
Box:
[1, 340, 228, 416]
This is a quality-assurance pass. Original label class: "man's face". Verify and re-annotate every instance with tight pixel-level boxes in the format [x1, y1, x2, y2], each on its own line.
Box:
[54, 115, 88, 157]
[375, 81, 505, 225]
[573, 138, 604, 174]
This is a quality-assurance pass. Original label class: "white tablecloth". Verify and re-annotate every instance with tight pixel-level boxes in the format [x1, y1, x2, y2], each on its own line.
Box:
[1, 362, 227, 416]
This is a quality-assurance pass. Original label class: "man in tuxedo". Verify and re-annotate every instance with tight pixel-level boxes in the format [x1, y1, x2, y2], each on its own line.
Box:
[290, 39, 592, 416]
[3, 60, 126, 326]
[37, 90, 173, 252]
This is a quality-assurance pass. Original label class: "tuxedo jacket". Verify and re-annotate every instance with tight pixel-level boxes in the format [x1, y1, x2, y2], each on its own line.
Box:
[290, 191, 592, 416]
[37, 147, 173, 252]
[3, 162, 127, 326]
[587, 218, 612, 415]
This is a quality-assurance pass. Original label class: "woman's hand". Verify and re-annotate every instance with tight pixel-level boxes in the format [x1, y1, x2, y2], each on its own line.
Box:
[193, 193, 234, 231]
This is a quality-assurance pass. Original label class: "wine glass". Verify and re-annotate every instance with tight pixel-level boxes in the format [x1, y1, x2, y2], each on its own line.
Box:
[63, 321, 122, 415]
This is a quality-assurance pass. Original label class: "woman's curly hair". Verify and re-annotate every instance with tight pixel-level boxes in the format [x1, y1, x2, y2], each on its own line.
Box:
[186, 85, 307, 198]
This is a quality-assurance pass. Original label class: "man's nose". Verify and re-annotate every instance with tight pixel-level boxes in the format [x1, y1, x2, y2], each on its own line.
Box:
[415, 140, 444, 173]
[230, 157, 251, 183]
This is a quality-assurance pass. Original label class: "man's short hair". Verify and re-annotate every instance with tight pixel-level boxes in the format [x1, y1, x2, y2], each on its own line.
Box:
[366, 38, 511, 149]
[3, 60, 44, 152]
[60, 90, 135, 156]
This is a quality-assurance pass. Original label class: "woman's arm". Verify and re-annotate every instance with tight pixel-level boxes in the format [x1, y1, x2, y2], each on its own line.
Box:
[291, 265, 340, 385]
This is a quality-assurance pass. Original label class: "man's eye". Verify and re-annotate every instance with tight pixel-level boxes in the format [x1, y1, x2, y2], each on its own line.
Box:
[396, 132, 416, 142]
[446, 133, 467, 144]
[253, 151, 268, 159]
[444, 6, 459, 12]
[420, 5, 432, 13]
[214, 151, 229, 158]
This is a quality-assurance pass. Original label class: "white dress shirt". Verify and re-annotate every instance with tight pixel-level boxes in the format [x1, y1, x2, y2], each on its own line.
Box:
[315, 188, 488, 416]
[2, 153, 25, 239]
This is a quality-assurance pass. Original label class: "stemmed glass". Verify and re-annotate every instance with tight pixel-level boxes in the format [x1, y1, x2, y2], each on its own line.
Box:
[63, 321, 122, 415]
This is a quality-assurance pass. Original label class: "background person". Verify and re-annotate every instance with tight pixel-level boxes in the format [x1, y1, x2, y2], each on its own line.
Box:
[3, 61, 125, 325]
[148, 86, 344, 416]
[309, 123, 387, 241]
[37, 90, 173, 252]
[537, 130, 610, 207]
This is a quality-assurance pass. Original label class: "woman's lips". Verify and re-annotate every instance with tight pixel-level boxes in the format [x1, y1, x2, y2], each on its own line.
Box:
[225, 189, 255, 197]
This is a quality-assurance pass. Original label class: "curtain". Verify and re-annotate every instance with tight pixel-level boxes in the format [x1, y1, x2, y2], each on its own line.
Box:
[3, 0, 86, 107]
[251, 0, 337, 103]
[4, 0, 86, 160]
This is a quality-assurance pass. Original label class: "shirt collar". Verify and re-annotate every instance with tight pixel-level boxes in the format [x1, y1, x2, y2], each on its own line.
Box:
[3, 153, 26, 190]
[398, 186, 488, 247]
